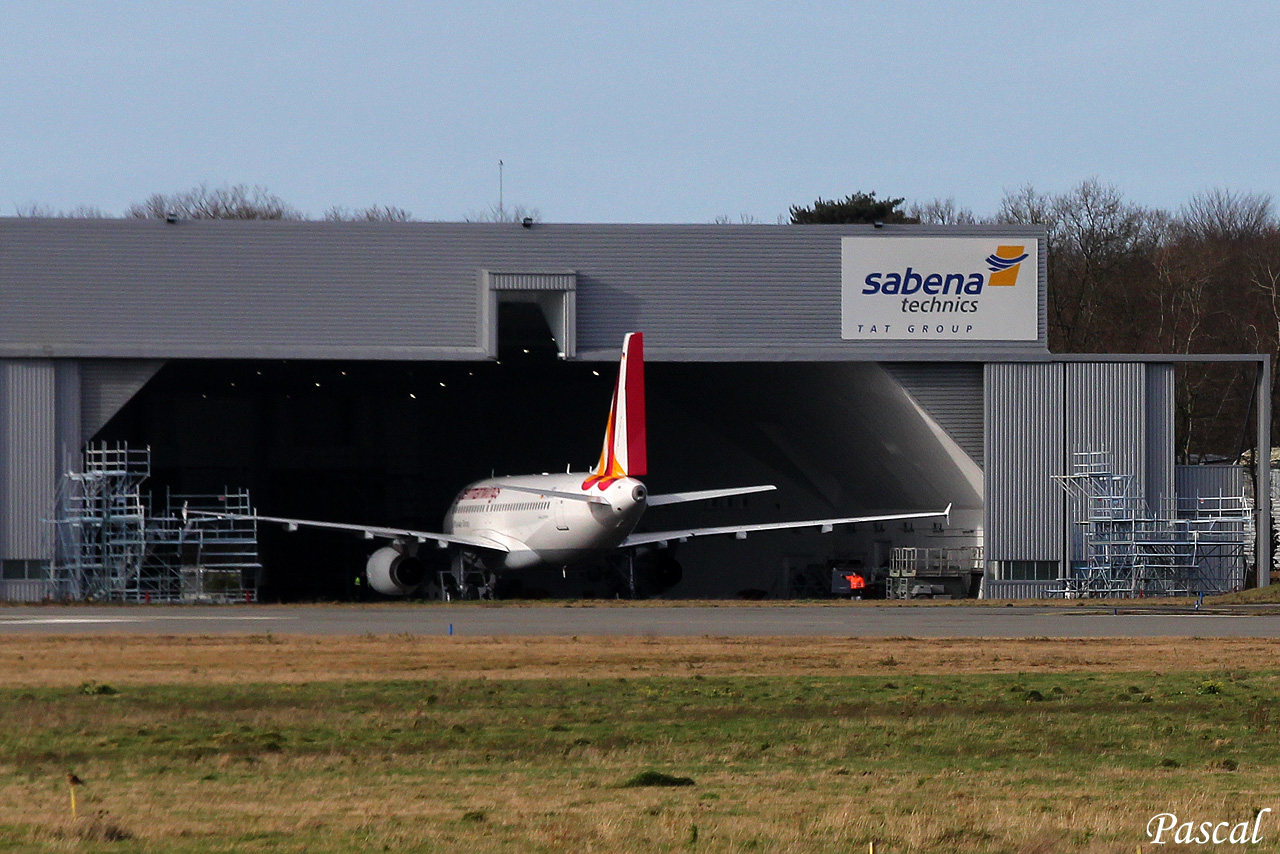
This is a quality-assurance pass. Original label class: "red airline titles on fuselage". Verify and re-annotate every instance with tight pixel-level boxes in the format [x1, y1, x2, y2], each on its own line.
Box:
[459, 486, 501, 501]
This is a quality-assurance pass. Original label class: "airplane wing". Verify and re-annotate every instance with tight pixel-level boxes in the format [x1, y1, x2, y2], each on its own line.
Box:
[188, 511, 510, 552]
[620, 505, 951, 548]
[646, 484, 777, 507]
[500, 483, 776, 507]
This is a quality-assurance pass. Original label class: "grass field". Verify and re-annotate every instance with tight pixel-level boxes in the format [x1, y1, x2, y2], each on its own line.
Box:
[2, 635, 1279, 853]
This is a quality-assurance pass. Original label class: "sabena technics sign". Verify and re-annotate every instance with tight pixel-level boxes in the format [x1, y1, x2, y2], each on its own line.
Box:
[841, 237, 1039, 341]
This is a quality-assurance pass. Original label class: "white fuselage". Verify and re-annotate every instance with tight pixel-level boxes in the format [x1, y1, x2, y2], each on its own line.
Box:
[443, 473, 648, 570]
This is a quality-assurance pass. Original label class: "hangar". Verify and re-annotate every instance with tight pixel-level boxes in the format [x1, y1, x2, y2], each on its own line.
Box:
[0, 218, 1269, 600]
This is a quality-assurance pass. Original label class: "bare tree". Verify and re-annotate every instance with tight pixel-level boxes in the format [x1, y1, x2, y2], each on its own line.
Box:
[13, 203, 110, 218]
[127, 184, 303, 220]
[907, 197, 979, 225]
[1244, 232, 1280, 453]
[996, 179, 1165, 352]
[996, 184, 1059, 233]
[464, 203, 542, 224]
[1176, 189, 1274, 242]
[323, 205, 415, 222]
[711, 214, 760, 224]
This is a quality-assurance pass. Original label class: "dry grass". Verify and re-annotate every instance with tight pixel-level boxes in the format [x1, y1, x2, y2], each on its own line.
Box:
[1211, 585, 1280, 605]
[4, 634, 1280, 852]
[2, 633, 1280, 687]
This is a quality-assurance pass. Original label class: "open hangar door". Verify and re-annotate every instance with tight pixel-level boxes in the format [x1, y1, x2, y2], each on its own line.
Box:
[93, 348, 982, 600]
[644, 361, 982, 597]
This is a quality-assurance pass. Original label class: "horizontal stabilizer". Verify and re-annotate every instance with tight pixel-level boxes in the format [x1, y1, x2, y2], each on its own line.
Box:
[646, 484, 777, 507]
[500, 484, 611, 505]
[187, 511, 510, 552]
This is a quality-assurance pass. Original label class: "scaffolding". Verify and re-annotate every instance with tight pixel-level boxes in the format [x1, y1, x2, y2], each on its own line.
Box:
[1052, 451, 1251, 598]
[886, 546, 984, 599]
[48, 443, 261, 602]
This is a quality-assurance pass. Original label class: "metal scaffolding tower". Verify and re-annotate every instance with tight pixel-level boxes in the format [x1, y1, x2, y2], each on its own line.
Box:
[1052, 451, 1251, 598]
[886, 546, 984, 599]
[48, 443, 261, 602]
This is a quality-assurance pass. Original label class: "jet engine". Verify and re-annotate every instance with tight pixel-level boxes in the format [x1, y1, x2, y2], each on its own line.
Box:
[366, 545, 426, 596]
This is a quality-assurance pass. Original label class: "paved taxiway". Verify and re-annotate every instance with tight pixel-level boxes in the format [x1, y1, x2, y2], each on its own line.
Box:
[2, 604, 1280, 637]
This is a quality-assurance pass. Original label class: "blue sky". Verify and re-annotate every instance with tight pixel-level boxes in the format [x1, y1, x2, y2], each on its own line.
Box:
[4, 1, 1278, 222]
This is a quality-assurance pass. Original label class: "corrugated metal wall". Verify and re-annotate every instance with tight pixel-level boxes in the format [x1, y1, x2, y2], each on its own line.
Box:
[486, 271, 576, 292]
[882, 363, 984, 467]
[0, 361, 57, 559]
[1146, 364, 1176, 513]
[0, 220, 1047, 362]
[54, 362, 81, 478]
[0, 358, 163, 562]
[1176, 465, 1247, 502]
[1176, 464, 1250, 591]
[79, 360, 165, 442]
[1064, 363, 1147, 561]
[0, 221, 483, 360]
[985, 363, 1065, 561]
[1066, 362, 1147, 488]
[985, 361, 1177, 568]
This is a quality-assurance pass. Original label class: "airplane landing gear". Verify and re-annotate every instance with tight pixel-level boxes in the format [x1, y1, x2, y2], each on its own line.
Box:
[440, 552, 497, 600]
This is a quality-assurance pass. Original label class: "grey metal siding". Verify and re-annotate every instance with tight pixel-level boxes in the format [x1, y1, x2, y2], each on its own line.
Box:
[1146, 364, 1176, 514]
[0, 579, 54, 602]
[572, 227, 1048, 360]
[0, 220, 1047, 362]
[0, 221, 483, 360]
[986, 362, 1169, 568]
[1176, 465, 1247, 502]
[79, 360, 165, 442]
[1064, 363, 1147, 561]
[984, 362, 1065, 561]
[54, 361, 81, 477]
[1065, 363, 1147, 491]
[486, 271, 577, 291]
[882, 363, 984, 467]
[0, 360, 56, 559]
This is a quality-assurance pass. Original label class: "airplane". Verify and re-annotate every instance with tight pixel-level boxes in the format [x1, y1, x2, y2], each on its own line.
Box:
[199, 332, 949, 597]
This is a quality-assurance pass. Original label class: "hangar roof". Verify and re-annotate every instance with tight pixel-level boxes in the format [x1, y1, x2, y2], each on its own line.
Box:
[0, 218, 1046, 361]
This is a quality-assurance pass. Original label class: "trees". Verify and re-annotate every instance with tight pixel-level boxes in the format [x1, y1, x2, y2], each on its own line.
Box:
[323, 205, 415, 222]
[789, 192, 918, 225]
[994, 179, 1166, 353]
[1176, 189, 1273, 243]
[793, 182, 1275, 459]
[990, 181, 1277, 461]
[21, 185, 419, 222]
[908, 197, 978, 225]
[13, 203, 109, 218]
[126, 184, 304, 220]
[464, 203, 542, 224]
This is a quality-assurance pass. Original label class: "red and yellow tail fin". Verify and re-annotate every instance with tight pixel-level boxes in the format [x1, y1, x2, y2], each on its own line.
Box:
[584, 332, 646, 488]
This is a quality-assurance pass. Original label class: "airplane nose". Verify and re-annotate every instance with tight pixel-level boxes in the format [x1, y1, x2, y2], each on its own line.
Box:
[632, 484, 647, 503]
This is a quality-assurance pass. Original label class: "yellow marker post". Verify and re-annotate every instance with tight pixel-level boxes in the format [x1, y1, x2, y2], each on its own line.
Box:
[66, 773, 83, 818]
